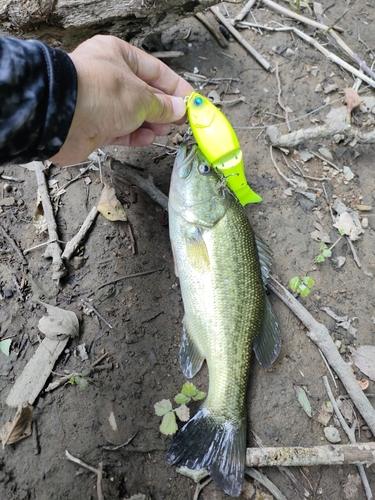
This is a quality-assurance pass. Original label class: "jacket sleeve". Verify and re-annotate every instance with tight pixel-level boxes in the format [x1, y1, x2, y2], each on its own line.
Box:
[0, 36, 77, 166]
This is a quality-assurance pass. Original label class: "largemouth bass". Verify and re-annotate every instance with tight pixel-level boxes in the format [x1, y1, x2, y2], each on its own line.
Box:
[167, 144, 281, 497]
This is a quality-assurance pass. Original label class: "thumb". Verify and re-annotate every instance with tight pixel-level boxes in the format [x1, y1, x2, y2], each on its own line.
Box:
[146, 94, 187, 124]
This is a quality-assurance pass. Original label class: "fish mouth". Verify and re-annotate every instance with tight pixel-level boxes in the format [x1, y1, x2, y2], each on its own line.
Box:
[175, 144, 198, 179]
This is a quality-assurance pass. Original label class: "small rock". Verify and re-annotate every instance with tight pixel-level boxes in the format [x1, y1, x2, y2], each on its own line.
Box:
[286, 47, 294, 56]
[318, 147, 333, 160]
[343, 166, 354, 181]
[361, 217, 369, 229]
[324, 426, 341, 443]
[311, 68, 319, 77]
[315, 83, 322, 92]
[334, 340, 342, 349]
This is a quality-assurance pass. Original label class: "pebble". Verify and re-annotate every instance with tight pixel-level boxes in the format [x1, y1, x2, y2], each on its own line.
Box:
[362, 217, 369, 229]
[324, 426, 341, 443]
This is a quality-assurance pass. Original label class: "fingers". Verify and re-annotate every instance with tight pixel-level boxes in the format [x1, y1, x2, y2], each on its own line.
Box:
[123, 42, 193, 98]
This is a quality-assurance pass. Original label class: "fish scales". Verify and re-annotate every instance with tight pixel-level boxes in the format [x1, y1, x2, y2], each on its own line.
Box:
[171, 201, 264, 416]
[167, 144, 280, 497]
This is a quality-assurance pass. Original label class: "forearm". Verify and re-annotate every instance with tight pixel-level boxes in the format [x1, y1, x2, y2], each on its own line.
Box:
[0, 36, 77, 166]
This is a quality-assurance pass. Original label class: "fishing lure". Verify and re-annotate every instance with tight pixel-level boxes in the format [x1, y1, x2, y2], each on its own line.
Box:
[185, 92, 262, 206]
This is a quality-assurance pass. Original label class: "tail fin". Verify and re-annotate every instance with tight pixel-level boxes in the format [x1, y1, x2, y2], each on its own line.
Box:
[166, 406, 246, 497]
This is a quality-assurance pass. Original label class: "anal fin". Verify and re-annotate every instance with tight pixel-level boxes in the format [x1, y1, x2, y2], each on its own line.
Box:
[180, 321, 205, 378]
[253, 294, 281, 370]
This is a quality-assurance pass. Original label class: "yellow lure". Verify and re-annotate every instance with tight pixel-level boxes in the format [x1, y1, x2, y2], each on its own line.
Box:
[186, 92, 262, 206]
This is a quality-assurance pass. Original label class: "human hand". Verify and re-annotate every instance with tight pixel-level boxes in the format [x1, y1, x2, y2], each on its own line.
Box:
[50, 35, 193, 165]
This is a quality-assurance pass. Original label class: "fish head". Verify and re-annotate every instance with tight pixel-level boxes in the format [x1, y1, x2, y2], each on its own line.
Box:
[169, 143, 230, 227]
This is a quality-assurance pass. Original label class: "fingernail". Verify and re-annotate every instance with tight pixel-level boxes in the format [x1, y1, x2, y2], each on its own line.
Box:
[171, 96, 186, 119]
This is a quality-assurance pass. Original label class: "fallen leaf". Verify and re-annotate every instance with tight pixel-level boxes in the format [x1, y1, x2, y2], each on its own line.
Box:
[0, 403, 33, 447]
[0, 339, 12, 356]
[351, 346, 375, 381]
[294, 385, 312, 418]
[316, 401, 333, 426]
[337, 398, 356, 425]
[38, 302, 79, 341]
[333, 212, 364, 241]
[310, 222, 331, 243]
[174, 403, 190, 422]
[344, 88, 361, 124]
[97, 185, 127, 222]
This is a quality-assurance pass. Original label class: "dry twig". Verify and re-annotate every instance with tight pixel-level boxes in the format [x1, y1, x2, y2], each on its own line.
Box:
[65, 450, 104, 500]
[31, 162, 67, 282]
[267, 275, 375, 436]
[195, 12, 229, 48]
[260, 0, 343, 32]
[62, 206, 99, 260]
[210, 6, 271, 71]
[323, 376, 373, 500]
[0, 224, 28, 265]
[110, 159, 168, 211]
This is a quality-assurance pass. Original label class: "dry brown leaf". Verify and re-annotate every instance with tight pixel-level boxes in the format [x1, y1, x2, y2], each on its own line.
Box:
[344, 88, 361, 124]
[316, 401, 333, 426]
[0, 403, 33, 447]
[333, 212, 363, 241]
[351, 345, 375, 382]
[38, 302, 79, 340]
[97, 184, 127, 222]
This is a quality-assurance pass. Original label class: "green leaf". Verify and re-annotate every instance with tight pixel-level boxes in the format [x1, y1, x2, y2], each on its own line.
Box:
[338, 228, 345, 236]
[0, 339, 11, 356]
[302, 277, 314, 288]
[192, 390, 207, 401]
[316, 254, 325, 263]
[294, 385, 312, 418]
[298, 284, 311, 297]
[181, 382, 198, 398]
[174, 393, 190, 405]
[289, 277, 301, 291]
[154, 399, 173, 417]
[174, 403, 190, 422]
[319, 242, 328, 250]
[322, 248, 332, 258]
[74, 376, 88, 391]
[160, 411, 178, 435]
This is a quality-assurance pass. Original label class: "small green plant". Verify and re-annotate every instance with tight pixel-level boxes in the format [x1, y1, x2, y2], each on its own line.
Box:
[316, 229, 345, 263]
[289, 276, 315, 297]
[68, 375, 88, 391]
[154, 382, 206, 435]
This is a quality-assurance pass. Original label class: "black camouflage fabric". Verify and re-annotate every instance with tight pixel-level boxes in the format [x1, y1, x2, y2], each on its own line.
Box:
[0, 36, 77, 166]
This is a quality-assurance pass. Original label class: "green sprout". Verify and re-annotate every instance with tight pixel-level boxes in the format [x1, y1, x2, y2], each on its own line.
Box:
[316, 229, 345, 263]
[68, 375, 88, 391]
[289, 276, 315, 297]
[154, 382, 206, 435]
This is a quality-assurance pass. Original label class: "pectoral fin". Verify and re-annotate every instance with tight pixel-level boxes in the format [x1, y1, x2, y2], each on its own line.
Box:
[179, 321, 205, 378]
[185, 227, 210, 271]
[253, 294, 281, 370]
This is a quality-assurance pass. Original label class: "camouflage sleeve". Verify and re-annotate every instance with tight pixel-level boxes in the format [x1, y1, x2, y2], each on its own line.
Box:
[0, 36, 77, 166]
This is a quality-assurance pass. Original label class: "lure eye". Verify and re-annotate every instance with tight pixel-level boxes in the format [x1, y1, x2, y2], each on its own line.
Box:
[193, 96, 203, 107]
[199, 164, 211, 175]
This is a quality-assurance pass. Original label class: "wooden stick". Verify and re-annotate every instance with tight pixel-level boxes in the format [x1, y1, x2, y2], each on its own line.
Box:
[246, 442, 375, 467]
[62, 206, 99, 260]
[32, 162, 67, 282]
[195, 12, 229, 49]
[233, 0, 257, 24]
[323, 376, 373, 500]
[260, 0, 343, 32]
[210, 6, 271, 71]
[267, 275, 375, 436]
[110, 159, 168, 211]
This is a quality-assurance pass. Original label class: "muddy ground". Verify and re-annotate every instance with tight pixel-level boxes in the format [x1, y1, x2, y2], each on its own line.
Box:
[1, 2, 375, 499]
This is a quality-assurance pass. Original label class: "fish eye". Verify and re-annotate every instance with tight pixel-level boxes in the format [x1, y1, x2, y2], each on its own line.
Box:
[193, 96, 203, 107]
[199, 164, 211, 174]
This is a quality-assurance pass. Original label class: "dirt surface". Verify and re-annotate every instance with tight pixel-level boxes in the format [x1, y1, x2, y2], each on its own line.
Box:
[1, 2, 375, 499]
